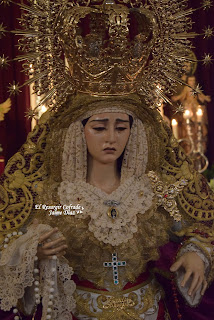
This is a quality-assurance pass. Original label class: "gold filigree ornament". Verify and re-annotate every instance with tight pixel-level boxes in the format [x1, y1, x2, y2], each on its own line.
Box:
[148, 171, 188, 222]
[102, 296, 135, 310]
[0, 122, 49, 247]
[1, 0, 213, 115]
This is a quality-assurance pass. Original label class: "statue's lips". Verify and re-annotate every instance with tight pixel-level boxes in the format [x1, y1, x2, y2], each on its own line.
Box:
[103, 148, 116, 153]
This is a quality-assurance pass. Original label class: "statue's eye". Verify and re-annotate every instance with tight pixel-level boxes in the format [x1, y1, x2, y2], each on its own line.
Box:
[116, 127, 127, 131]
[93, 127, 105, 131]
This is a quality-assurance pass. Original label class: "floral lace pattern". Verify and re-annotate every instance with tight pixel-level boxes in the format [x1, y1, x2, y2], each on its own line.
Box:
[61, 121, 87, 182]
[0, 224, 76, 319]
[58, 174, 154, 246]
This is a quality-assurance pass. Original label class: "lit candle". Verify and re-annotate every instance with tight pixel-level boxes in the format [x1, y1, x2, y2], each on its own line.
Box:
[41, 105, 47, 113]
[171, 119, 179, 139]
[183, 109, 191, 120]
[196, 106, 203, 123]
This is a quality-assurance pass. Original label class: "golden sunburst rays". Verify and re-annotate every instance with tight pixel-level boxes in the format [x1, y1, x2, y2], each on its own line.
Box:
[170, 8, 195, 20]
[0, 55, 10, 69]
[164, 71, 190, 87]
[10, 29, 39, 37]
[203, 53, 213, 66]
[171, 27, 213, 41]
[171, 32, 199, 40]
[25, 108, 39, 120]
[23, 70, 49, 87]
[36, 87, 57, 107]
[1, 1, 47, 17]
[173, 104, 185, 116]
[0, 0, 213, 114]
[13, 54, 40, 63]
[11, 29, 55, 39]
[202, 0, 213, 10]
[7, 69, 49, 96]
[163, 71, 202, 97]
[191, 84, 203, 96]
[169, 51, 213, 70]
[25, 78, 67, 119]
[0, 0, 11, 6]
[203, 26, 214, 39]
[169, 2, 213, 28]
[7, 82, 21, 96]
[154, 86, 173, 106]
[0, 22, 8, 39]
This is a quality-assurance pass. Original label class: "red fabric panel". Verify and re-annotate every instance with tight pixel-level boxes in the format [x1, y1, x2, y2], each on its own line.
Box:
[157, 300, 166, 320]
[0, 1, 31, 163]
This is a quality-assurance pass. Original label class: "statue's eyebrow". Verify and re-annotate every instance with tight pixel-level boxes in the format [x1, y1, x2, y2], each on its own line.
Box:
[89, 118, 129, 123]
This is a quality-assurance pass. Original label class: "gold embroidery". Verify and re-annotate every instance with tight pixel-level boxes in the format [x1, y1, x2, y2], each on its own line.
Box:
[102, 296, 135, 310]
[0, 123, 49, 243]
[74, 280, 162, 320]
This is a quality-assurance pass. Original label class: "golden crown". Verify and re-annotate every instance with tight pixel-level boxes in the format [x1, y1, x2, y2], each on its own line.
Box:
[0, 0, 213, 115]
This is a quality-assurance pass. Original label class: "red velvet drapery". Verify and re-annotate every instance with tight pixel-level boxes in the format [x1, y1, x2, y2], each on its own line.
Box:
[0, 0, 214, 164]
[0, 1, 31, 163]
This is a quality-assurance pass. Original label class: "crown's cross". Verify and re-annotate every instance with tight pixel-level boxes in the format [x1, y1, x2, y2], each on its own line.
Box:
[103, 253, 126, 285]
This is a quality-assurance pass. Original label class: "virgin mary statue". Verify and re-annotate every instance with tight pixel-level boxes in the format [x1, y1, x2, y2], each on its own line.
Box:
[0, 1, 214, 320]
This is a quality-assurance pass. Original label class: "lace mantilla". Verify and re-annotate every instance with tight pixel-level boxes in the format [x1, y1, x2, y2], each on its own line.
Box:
[58, 174, 154, 246]
[0, 224, 76, 319]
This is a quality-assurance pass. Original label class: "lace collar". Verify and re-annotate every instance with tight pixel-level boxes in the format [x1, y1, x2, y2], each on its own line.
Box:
[58, 174, 154, 246]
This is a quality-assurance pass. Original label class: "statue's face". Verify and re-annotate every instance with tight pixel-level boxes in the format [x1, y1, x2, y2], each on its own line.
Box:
[187, 76, 196, 87]
[84, 112, 131, 164]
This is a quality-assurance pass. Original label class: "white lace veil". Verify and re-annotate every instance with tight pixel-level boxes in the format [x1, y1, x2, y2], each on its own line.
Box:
[61, 107, 148, 184]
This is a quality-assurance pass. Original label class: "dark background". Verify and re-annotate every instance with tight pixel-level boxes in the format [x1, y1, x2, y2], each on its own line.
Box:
[0, 0, 214, 164]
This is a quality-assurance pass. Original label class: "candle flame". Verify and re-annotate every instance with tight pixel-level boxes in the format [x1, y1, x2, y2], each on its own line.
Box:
[196, 107, 203, 116]
[172, 119, 178, 126]
[41, 105, 47, 113]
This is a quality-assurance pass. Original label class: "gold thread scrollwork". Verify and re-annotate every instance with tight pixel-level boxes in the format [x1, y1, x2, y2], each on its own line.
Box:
[75, 280, 161, 320]
[0, 123, 49, 245]
[101, 296, 135, 310]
